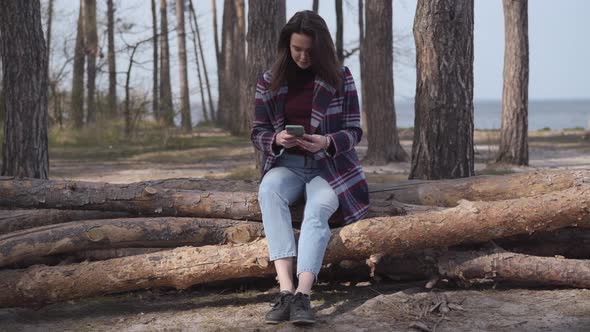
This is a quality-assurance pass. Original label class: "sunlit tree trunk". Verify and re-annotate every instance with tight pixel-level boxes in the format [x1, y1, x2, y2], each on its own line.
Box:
[218, 0, 236, 127]
[410, 0, 475, 180]
[497, 0, 529, 165]
[362, 0, 407, 165]
[107, 0, 117, 117]
[0, 0, 49, 178]
[159, 0, 175, 126]
[84, 0, 97, 124]
[71, 0, 85, 128]
[176, 0, 192, 132]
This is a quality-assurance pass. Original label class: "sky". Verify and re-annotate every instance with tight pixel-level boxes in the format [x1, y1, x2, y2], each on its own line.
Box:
[48, 0, 590, 110]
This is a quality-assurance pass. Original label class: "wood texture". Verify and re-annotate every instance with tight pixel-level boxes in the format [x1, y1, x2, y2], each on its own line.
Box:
[1, 184, 587, 307]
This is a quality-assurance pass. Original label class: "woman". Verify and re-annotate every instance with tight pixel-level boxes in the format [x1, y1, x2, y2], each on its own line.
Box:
[251, 10, 369, 325]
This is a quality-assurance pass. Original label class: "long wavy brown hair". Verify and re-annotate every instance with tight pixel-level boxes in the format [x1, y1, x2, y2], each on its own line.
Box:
[270, 11, 342, 92]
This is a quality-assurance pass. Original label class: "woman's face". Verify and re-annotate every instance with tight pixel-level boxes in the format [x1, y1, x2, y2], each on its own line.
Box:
[290, 32, 313, 69]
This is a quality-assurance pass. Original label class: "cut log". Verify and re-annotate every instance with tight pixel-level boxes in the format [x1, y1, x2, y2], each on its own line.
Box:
[495, 227, 590, 259]
[437, 247, 590, 288]
[0, 184, 588, 307]
[0, 209, 130, 235]
[0, 177, 409, 222]
[0, 218, 264, 267]
[370, 169, 588, 206]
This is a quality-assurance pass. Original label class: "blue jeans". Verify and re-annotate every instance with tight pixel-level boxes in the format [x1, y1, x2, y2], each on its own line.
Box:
[258, 153, 339, 281]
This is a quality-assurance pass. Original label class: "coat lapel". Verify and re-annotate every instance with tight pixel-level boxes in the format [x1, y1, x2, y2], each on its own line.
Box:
[309, 76, 336, 134]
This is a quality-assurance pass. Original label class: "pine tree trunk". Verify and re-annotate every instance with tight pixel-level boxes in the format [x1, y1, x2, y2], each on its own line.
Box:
[71, 0, 86, 128]
[313, 0, 319, 13]
[0, 0, 49, 179]
[159, 0, 175, 126]
[187, 0, 209, 123]
[218, 0, 236, 127]
[362, 0, 407, 165]
[176, 0, 192, 132]
[211, 0, 220, 122]
[151, 0, 159, 121]
[241, 0, 285, 135]
[0, 217, 264, 267]
[107, 0, 117, 117]
[84, 0, 98, 124]
[497, 0, 529, 165]
[1, 184, 588, 308]
[410, 0, 475, 179]
[0, 209, 129, 235]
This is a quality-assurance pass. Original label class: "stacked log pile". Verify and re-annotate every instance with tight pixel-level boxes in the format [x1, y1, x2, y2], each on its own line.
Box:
[0, 170, 589, 308]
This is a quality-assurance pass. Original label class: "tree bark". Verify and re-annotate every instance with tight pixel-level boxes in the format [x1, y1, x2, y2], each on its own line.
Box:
[211, 0, 220, 122]
[410, 0, 474, 179]
[0, 184, 588, 307]
[312, 0, 319, 13]
[0, 177, 407, 223]
[362, 0, 407, 165]
[0, 217, 264, 267]
[71, 0, 85, 128]
[151, 0, 159, 121]
[437, 247, 590, 288]
[497, 0, 529, 165]
[0, 0, 49, 179]
[232, 0, 246, 135]
[371, 170, 586, 206]
[159, 0, 175, 126]
[217, 0, 236, 127]
[84, 0, 98, 124]
[187, 0, 209, 123]
[107, 0, 117, 117]
[176, 0, 192, 132]
[241, 0, 285, 134]
[0, 209, 129, 235]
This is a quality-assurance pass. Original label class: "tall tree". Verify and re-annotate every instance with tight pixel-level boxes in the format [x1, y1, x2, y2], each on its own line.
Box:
[362, 0, 407, 165]
[410, 0, 475, 180]
[188, 0, 209, 123]
[241, 0, 285, 134]
[84, 0, 98, 124]
[151, 0, 159, 122]
[232, 0, 246, 135]
[217, 0, 236, 127]
[312, 0, 319, 13]
[71, 0, 86, 128]
[496, 0, 529, 165]
[0, 0, 49, 178]
[106, 0, 117, 117]
[46, 0, 54, 80]
[211, 0, 220, 122]
[176, 0, 192, 132]
[159, 0, 174, 126]
[335, 0, 343, 63]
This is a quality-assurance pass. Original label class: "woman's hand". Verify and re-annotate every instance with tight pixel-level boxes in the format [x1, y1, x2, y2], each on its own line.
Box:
[297, 134, 329, 153]
[275, 130, 298, 148]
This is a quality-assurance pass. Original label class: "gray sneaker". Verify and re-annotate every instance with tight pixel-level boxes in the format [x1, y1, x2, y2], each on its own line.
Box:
[290, 292, 315, 325]
[265, 291, 294, 324]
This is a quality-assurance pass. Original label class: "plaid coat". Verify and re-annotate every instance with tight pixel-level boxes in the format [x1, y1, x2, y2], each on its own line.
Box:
[251, 66, 369, 226]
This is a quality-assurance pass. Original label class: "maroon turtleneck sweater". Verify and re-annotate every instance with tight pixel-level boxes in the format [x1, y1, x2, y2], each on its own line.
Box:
[284, 67, 315, 155]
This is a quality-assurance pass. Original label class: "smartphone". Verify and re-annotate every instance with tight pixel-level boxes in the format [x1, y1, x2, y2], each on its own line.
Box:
[285, 125, 305, 137]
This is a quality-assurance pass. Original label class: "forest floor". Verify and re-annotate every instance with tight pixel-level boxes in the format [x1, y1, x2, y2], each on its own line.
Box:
[1, 126, 590, 331]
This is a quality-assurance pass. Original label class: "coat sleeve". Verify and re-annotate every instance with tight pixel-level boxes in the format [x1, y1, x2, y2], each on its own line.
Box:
[325, 66, 363, 157]
[250, 73, 282, 155]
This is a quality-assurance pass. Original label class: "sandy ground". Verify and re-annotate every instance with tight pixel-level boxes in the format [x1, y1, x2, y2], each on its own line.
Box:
[1, 130, 589, 331]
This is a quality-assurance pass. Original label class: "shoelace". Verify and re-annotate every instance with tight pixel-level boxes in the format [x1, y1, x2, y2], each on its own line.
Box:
[271, 293, 292, 308]
[292, 293, 310, 311]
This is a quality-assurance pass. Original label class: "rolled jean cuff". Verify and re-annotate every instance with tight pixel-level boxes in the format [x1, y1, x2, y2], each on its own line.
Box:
[269, 252, 297, 261]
